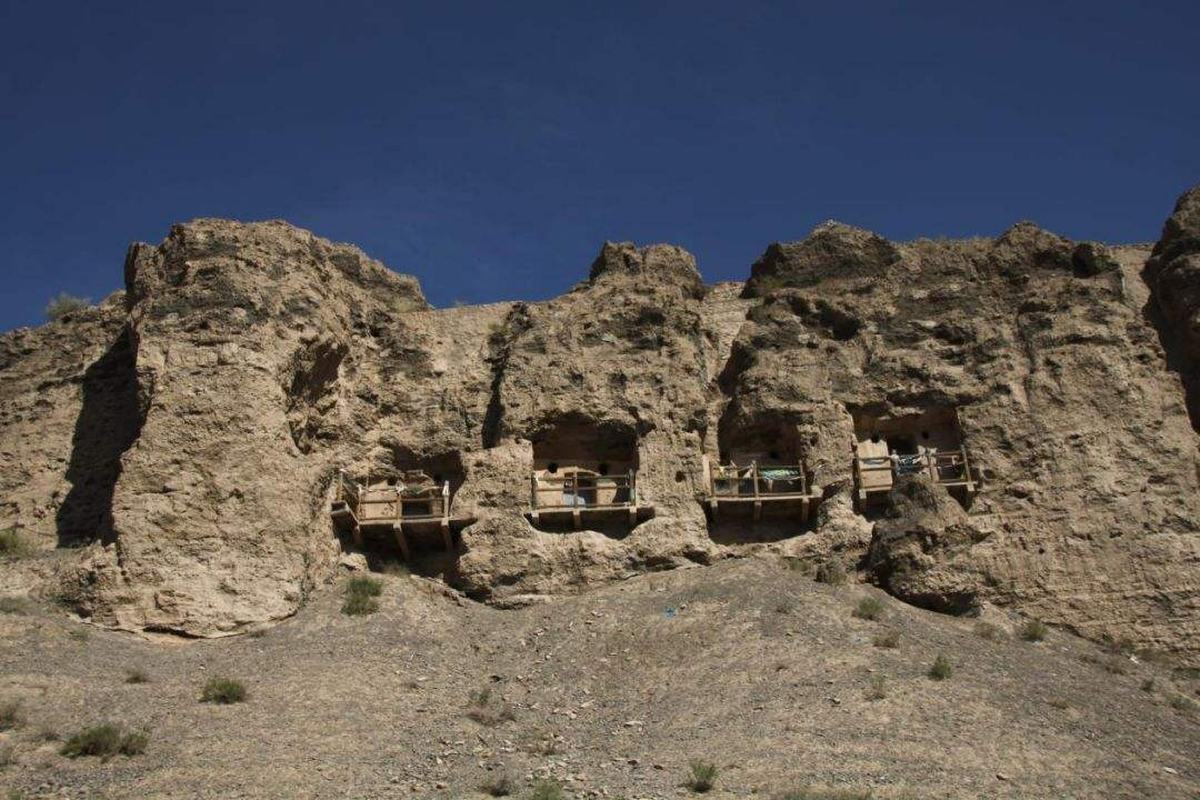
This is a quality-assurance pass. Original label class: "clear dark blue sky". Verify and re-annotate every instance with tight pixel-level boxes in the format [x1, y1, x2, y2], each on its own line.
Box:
[2, 1, 1198, 329]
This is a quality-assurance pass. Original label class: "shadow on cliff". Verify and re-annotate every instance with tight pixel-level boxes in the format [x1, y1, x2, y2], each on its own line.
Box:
[1140, 270, 1200, 433]
[56, 326, 144, 546]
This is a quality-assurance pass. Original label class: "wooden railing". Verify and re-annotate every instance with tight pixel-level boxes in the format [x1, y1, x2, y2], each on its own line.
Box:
[335, 471, 452, 523]
[854, 446, 973, 493]
[530, 470, 637, 511]
[708, 462, 810, 499]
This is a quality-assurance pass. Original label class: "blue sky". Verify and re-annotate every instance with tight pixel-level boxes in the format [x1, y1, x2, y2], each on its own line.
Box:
[2, 1, 1197, 329]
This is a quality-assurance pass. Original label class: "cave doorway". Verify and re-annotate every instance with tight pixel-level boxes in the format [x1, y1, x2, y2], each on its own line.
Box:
[705, 416, 819, 543]
[527, 415, 653, 534]
[851, 407, 976, 509]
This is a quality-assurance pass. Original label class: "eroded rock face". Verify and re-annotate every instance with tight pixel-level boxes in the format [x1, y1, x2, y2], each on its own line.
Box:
[2, 192, 1199, 660]
[867, 477, 988, 614]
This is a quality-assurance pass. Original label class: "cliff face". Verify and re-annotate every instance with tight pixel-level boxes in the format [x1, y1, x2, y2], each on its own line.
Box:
[1, 193, 1198, 658]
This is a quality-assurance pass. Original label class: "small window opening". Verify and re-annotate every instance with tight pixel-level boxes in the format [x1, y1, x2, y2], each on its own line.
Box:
[547, 462, 558, 474]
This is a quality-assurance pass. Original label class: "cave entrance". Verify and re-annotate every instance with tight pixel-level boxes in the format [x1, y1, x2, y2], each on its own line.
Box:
[851, 406, 976, 508]
[330, 447, 476, 562]
[704, 417, 820, 536]
[527, 415, 653, 532]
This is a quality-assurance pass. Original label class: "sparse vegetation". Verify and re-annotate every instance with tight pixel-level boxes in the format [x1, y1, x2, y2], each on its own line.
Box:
[60, 723, 147, 759]
[0, 744, 13, 770]
[466, 686, 516, 726]
[45, 292, 92, 321]
[814, 559, 847, 586]
[528, 779, 565, 800]
[1102, 634, 1135, 656]
[201, 677, 247, 704]
[0, 597, 29, 615]
[342, 575, 383, 616]
[853, 596, 885, 621]
[481, 772, 515, 796]
[0, 701, 22, 731]
[929, 654, 953, 681]
[68, 628, 90, 642]
[686, 760, 719, 793]
[974, 621, 1003, 640]
[1169, 694, 1197, 713]
[125, 668, 150, 684]
[1101, 656, 1129, 675]
[1047, 697, 1070, 709]
[872, 629, 900, 648]
[775, 789, 873, 800]
[1019, 619, 1048, 642]
[864, 675, 887, 701]
[1141, 678, 1157, 693]
[0, 529, 33, 558]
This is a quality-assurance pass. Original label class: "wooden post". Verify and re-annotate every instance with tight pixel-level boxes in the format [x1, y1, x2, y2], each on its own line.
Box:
[392, 524, 411, 562]
[530, 473, 538, 513]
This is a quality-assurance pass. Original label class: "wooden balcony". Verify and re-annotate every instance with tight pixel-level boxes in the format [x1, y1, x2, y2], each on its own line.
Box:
[702, 458, 820, 521]
[853, 446, 976, 503]
[330, 471, 476, 560]
[528, 468, 653, 529]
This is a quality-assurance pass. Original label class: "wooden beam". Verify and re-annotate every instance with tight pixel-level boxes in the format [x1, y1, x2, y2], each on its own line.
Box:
[391, 524, 411, 562]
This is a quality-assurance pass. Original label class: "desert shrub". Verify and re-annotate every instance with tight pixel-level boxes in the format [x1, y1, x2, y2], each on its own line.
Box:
[342, 593, 379, 616]
[872, 629, 900, 648]
[125, 668, 150, 684]
[1102, 634, 1135, 656]
[1141, 678, 1157, 693]
[0, 744, 13, 769]
[775, 789, 873, 800]
[1170, 694, 1197, 713]
[60, 723, 147, 759]
[467, 686, 516, 726]
[974, 621, 1003, 640]
[1019, 619, 1048, 642]
[686, 760, 719, 793]
[0, 701, 22, 731]
[529, 780, 565, 800]
[0, 530, 33, 558]
[119, 729, 149, 755]
[342, 575, 383, 616]
[1047, 697, 1070, 709]
[45, 293, 92, 321]
[481, 772, 515, 796]
[814, 559, 847, 585]
[1101, 656, 1128, 675]
[0, 597, 29, 615]
[929, 654, 953, 681]
[68, 628, 90, 643]
[346, 575, 383, 596]
[853, 597, 885, 621]
[864, 675, 887, 701]
[201, 677, 247, 704]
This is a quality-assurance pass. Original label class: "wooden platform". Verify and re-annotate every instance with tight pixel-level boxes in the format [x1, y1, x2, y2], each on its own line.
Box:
[853, 446, 977, 503]
[528, 468, 652, 530]
[330, 472, 474, 560]
[702, 458, 821, 522]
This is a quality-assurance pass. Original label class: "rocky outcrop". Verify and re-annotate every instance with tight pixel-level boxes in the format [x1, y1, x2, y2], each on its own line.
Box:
[2, 191, 1200, 661]
[867, 477, 989, 614]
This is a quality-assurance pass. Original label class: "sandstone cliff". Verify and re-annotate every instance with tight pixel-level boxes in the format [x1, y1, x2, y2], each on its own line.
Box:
[2, 193, 1198, 661]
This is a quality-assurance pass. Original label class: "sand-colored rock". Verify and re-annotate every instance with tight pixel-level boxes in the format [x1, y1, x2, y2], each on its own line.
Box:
[2, 190, 1199, 662]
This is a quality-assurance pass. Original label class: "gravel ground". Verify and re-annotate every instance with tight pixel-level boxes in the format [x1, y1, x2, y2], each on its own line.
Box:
[1, 557, 1198, 799]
